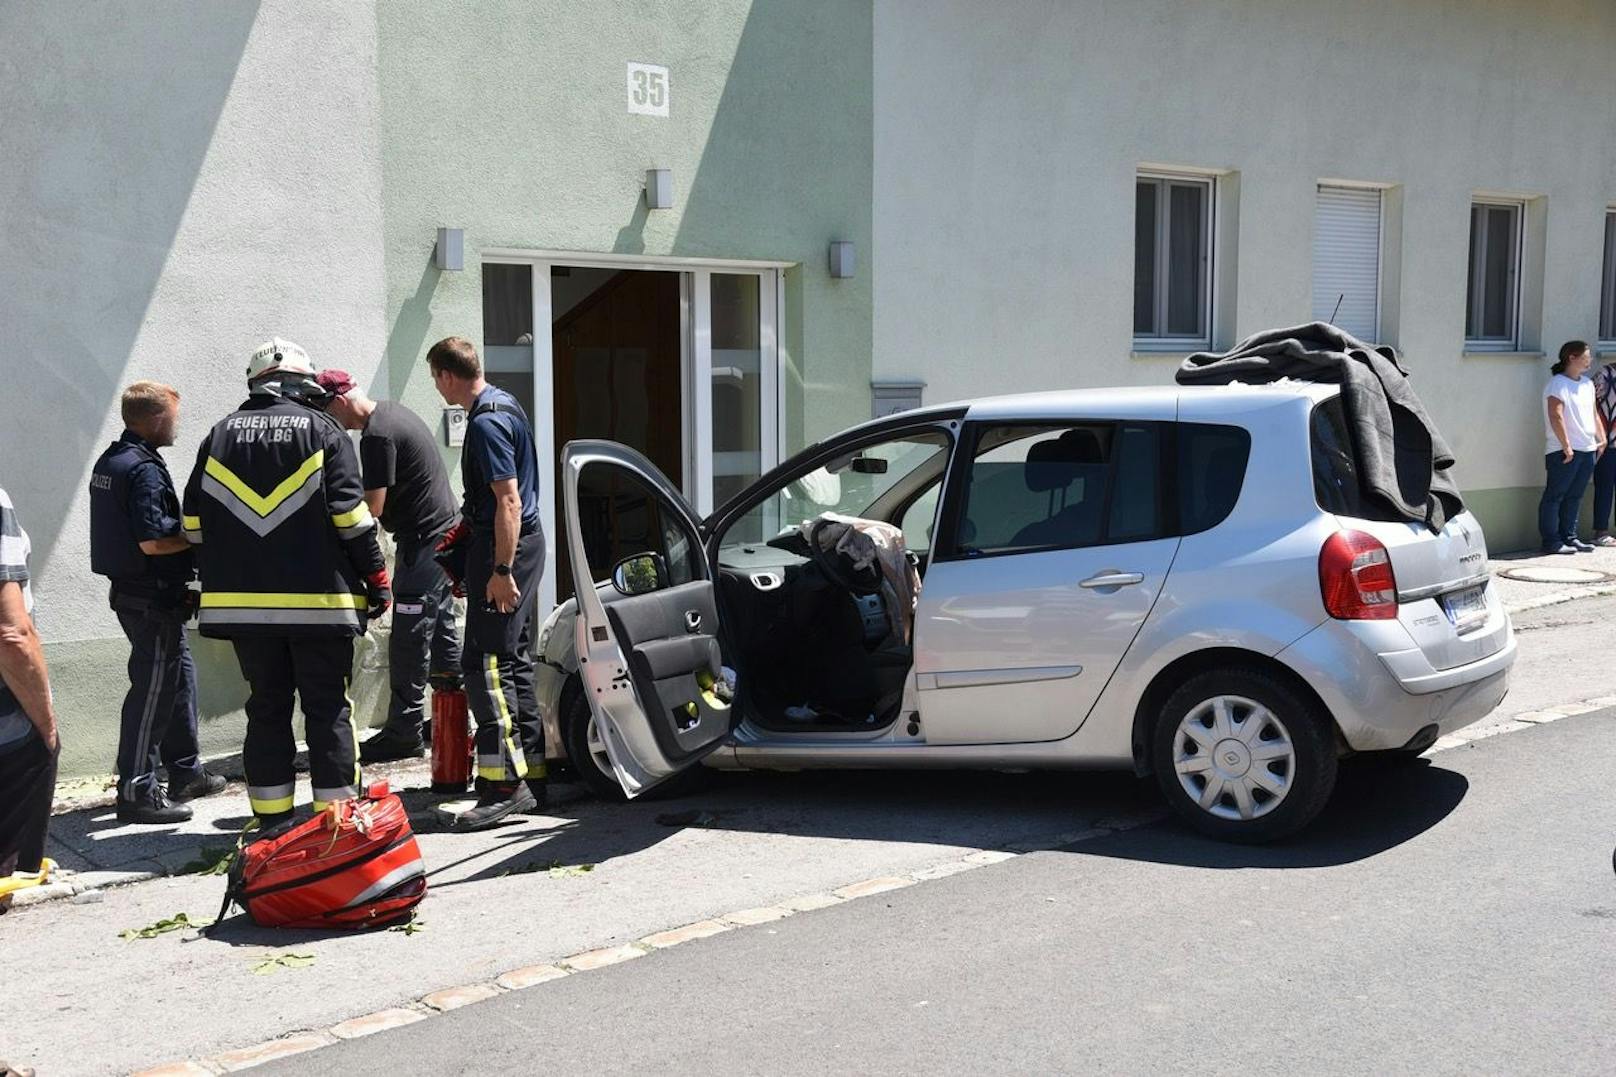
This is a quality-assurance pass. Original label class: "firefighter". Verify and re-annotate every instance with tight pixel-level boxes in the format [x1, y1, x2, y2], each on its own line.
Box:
[316, 369, 462, 763]
[426, 336, 546, 830]
[182, 339, 390, 827]
[89, 382, 225, 823]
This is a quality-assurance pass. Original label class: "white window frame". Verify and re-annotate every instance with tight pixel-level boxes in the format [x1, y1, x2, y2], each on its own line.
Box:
[481, 249, 788, 617]
[1600, 207, 1616, 348]
[1465, 198, 1524, 351]
[1133, 171, 1216, 350]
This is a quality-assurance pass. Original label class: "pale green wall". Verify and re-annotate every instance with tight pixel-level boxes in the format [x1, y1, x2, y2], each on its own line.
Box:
[374, 0, 874, 456]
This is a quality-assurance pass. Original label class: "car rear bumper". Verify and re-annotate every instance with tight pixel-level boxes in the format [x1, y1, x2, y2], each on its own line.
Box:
[1279, 618, 1517, 751]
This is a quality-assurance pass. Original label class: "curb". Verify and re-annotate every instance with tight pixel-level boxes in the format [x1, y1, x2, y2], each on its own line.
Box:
[1502, 581, 1616, 615]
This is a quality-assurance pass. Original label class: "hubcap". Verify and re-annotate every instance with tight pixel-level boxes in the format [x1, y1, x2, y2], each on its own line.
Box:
[584, 716, 612, 776]
[1172, 694, 1295, 822]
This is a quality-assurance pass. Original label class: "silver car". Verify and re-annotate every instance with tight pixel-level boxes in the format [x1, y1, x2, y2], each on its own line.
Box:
[535, 383, 1515, 842]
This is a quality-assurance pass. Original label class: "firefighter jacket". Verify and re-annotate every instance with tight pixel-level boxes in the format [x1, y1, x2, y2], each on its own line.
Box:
[182, 393, 384, 638]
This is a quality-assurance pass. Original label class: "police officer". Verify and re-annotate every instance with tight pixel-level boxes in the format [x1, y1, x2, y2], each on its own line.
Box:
[89, 382, 225, 824]
[426, 337, 546, 830]
[181, 340, 390, 827]
[316, 369, 462, 762]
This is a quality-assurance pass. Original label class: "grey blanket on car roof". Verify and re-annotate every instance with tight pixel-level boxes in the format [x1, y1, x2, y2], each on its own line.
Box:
[1176, 322, 1464, 533]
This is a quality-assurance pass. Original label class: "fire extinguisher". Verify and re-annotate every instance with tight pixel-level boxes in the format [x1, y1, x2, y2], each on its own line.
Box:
[429, 673, 473, 795]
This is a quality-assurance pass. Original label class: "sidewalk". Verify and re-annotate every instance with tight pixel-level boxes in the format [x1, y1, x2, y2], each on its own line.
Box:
[1486, 545, 1616, 613]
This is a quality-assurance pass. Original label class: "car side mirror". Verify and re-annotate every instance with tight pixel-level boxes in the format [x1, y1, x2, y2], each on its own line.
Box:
[611, 552, 669, 596]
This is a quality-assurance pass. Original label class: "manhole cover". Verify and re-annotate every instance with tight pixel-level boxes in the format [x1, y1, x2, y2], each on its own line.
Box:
[1495, 565, 1616, 585]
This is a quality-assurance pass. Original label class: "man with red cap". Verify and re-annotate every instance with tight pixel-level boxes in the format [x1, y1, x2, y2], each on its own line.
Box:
[318, 369, 462, 763]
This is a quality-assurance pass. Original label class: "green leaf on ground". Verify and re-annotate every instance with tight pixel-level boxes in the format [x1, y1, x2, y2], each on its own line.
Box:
[119, 912, 212, 940]
[250, 952, 317, 975]
[498, 859, 597, 879]
[389, 916, 426, 936]
[180, 846, 236, 876]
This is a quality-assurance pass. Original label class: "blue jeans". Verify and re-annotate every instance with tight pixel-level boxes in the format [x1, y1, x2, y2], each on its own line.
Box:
[1593, 447, 1616, 532]
[1539, 450, 1596, 550]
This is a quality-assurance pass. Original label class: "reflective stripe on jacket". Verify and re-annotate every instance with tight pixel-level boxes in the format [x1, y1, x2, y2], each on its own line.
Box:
[183, 394, 383, 638]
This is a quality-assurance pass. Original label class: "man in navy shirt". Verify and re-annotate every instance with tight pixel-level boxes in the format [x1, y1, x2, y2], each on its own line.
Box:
[428, 337, 546, 830]
[89, 383, 224, 824]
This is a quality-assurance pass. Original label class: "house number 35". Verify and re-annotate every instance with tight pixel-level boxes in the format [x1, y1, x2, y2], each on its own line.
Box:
[627, 62, 670, 117]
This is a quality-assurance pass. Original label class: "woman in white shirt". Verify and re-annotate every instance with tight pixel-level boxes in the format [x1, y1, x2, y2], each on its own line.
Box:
[1539, 340, 1603, 554]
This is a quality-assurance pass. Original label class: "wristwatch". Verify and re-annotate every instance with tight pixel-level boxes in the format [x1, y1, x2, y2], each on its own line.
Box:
[494, 562, 512, 577]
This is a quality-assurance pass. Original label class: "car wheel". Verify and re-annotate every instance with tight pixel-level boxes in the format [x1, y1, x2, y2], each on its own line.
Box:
[558, 682, 710, 803]
[560, 687, 628, 802]
[1150, 667, 1338, 843]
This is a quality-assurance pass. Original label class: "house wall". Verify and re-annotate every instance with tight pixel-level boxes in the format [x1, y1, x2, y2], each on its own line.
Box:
[872, 0, 1616, 554]
[0, 0, 389, 778]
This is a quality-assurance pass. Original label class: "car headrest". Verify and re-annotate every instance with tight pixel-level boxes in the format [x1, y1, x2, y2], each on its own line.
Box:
[1024, 429, 1106, 491]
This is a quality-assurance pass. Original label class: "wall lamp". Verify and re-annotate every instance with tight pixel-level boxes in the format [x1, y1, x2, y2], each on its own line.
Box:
[434, 227, 464, 271]
[829, 240, 856, 279]
[645, 169, 673, 210]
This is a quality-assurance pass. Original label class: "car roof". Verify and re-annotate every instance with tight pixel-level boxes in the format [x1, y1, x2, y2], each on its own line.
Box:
[952, 381, 1339, 422]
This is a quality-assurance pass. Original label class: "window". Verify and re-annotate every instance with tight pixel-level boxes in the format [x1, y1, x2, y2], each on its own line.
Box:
[1310, 398, 1403, 522]
[576, 463, 700, 589]
[897, 482, 942, 553]
[1465, 201, 1522, 348]
[1601, 209, 1616, 344]
[1313, 186, 1382, 342]
[1177, 423, 1250, 534]
[1135, 175, 1213, 346]
[722, 432, 952, 549]
[945, 423, 1163, 558]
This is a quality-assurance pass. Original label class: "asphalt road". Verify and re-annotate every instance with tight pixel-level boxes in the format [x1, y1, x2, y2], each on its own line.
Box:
[278, 710, 1616, 1075]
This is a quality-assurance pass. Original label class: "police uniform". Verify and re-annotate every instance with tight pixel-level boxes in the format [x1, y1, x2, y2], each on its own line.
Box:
[459, 386, 546, 790]
[182, 382, 386, 821]
[89, 430, 206, 806]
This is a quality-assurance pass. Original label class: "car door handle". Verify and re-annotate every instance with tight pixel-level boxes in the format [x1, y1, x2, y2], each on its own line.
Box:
[684, 610, 703, 633]
[1079, 571, 1144, 589]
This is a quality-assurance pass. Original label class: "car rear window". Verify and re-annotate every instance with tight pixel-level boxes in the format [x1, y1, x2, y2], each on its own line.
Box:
[1310, 397, 1403, 521]
[1177, 422, 1250, 534]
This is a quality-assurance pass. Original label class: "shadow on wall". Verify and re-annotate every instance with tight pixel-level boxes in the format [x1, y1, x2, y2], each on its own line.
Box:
[673, 0, 873, 449]
[0, 2, 260, 571]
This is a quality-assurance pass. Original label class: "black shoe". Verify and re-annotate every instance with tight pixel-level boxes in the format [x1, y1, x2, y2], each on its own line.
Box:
[360, 729, 427, 764]
[454, 782, 537, 831]
[251, 810, 296, 834]
[525, 775, 548, 807]
[168, 771, 228, 802]
[116, 791, 193, 825]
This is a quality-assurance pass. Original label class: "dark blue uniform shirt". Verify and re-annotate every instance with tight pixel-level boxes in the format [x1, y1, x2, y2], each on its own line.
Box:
[461, 386, 541, 534]
[89, 430, 192, 595]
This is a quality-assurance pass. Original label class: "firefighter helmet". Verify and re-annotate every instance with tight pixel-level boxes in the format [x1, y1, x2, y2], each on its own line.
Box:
[246, 338, 315, 381]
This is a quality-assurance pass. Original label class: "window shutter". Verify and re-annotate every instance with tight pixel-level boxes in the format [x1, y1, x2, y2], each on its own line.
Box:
[1312, 186, 1382, 343]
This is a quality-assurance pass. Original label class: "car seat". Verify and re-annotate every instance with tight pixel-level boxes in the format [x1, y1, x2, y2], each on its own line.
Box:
[1009, 428, 1108, 549]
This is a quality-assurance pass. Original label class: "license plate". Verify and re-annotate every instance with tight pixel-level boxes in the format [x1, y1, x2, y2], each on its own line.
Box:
[1440, 584, 1488, 630]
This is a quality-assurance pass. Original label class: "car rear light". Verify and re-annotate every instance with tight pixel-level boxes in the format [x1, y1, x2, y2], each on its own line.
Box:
[1318, 530, 1398, 620]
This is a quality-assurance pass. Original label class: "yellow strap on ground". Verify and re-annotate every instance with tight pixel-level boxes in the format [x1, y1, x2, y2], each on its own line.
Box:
[200, 592, 367, 609]
[204, 450, 324, 517]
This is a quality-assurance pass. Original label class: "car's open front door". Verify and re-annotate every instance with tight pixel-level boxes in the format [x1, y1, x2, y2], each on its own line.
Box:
[561, 440, 732, 797]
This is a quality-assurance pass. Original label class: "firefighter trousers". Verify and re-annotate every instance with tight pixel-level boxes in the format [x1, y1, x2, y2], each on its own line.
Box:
[232, 635, 360, 816]
[462, 530, 545, 784]
[381, 536, 462, 740]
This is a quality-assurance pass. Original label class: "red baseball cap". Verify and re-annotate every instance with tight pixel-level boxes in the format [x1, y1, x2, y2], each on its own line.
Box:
[315, 368, 358, 396]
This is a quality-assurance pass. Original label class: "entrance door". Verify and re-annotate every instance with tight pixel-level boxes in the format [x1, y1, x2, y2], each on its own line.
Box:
[551, 267, 683, 599]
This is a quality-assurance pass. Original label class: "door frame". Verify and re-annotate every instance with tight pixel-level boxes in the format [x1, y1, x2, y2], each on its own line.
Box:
[481, 248, 791, 617]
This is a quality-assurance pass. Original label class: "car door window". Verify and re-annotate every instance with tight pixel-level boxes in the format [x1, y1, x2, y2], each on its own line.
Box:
[897, 481, 942, 552]
[576, 463, 700, 587]
[722, 432, 952, 549]
[943, 422, 1163, 558]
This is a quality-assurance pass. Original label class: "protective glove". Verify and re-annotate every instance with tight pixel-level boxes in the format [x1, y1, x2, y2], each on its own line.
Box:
[434, 519, 471, 598]
[365, 568, 393, 621]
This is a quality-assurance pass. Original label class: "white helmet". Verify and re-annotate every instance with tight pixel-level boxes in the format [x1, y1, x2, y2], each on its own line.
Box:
[246, 338, 315, 381]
